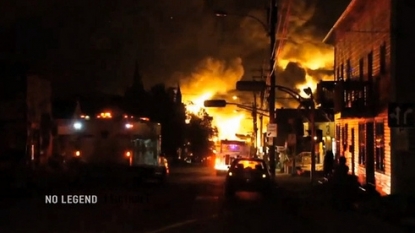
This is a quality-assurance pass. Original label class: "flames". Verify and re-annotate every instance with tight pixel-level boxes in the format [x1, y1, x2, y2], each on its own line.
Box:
[185, 92, 213, 114]
[180, 49, 334, 142]
[181, 57, 249, 140]
[184, 91, 249, 141]
[278, 57, 333, 98]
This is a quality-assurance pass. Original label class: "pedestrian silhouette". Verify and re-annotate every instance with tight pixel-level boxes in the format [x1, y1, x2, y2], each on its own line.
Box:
[333, 156, 349, 178]
[323, 150, 334, 177]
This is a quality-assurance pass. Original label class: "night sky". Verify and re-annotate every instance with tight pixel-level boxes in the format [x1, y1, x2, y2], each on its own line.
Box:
[0, 0, 350, 97]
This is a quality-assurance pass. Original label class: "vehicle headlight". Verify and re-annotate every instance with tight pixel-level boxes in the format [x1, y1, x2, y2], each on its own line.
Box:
[73, 122, 82, 130]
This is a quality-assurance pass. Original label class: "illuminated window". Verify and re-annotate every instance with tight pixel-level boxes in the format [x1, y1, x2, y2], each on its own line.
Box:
[341, 126, 345, 147]
[358, 123, 366, 165]
[233, 160, 265, 170]
[335, 124, 341, 156]
[375, 122, 385, 172]
[344, 124, 348, 144]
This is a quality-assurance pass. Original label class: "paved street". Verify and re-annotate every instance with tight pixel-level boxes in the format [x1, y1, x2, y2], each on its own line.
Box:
[0, 165, 408, 233]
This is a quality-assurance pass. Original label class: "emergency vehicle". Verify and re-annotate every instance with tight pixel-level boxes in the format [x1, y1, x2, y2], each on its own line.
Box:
[55, 111, 168, 181]
[214, 140, 250, 175]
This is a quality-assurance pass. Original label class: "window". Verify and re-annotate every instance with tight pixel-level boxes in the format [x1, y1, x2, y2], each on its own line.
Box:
[335, 125, 341, 157]
[358, 123, 366, 165]
[344, 124, 348, 144]
[359, 58, 364, 81]
[346, 59, 351, 80]
[233, 160, 266, 170]
[375, 122, 385, 172]
[368, 51, 373, 81]
[340, 126, 346, 145]
[380, 43, 386, 74]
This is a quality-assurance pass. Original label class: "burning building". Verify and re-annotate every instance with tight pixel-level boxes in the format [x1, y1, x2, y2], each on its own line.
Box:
[178, 0, 339, 148]
[320, 0, 415, 195]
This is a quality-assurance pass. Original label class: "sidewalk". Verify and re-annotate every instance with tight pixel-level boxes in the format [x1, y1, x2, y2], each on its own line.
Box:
[275, 174, 407, 233]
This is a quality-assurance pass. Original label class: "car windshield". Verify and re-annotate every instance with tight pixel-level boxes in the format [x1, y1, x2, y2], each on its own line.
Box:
[231, 160, 266, 171]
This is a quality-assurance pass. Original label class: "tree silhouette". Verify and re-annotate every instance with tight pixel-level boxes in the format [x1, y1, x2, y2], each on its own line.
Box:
[185, 110, 215, 157]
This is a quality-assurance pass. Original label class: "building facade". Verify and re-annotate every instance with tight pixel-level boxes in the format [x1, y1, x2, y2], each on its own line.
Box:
[321, 0, 415, 195]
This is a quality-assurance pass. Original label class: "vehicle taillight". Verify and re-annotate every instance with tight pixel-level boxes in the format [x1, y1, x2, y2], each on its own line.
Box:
[75, 151, 80, 156]
[125, 151, 131, 157]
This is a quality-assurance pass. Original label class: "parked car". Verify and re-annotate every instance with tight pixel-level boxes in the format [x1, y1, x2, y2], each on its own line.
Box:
[292, 152, 323, 172]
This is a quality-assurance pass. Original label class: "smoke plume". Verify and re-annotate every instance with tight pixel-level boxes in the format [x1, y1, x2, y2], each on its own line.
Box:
[179, 57, 244, 95]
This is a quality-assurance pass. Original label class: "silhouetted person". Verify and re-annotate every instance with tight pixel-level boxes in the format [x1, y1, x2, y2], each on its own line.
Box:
[323, 150, 334, 177]
[333, 156, 349, 178]
[330, 156, 356, 210]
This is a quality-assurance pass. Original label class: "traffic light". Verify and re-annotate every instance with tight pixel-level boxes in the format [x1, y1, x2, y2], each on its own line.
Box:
[204, 100, 227, 107]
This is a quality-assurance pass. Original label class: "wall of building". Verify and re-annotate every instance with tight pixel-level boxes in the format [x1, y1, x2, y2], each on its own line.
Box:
[335, 111, 391, 195]
[332, 0, 392, 194]
[334, 0, 391, 82]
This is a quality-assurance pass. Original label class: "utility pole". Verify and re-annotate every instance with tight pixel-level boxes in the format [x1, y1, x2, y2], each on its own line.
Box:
[268, 0, 278, 178]
[252, 100, 258, 156]
[310, 103, 316, 182]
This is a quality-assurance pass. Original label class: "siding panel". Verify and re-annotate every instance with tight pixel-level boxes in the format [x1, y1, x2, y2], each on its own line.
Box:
[333, 0, 391, 195]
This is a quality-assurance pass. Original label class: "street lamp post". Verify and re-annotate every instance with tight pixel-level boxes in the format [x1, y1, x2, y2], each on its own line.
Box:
[215, 0, 278, 178]
[303, 87, 316, 182]
[236, 81, 318, 181]
[268, 0, 278, 178]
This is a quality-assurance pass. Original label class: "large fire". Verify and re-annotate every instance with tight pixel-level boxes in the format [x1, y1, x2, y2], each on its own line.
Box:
[278, 58, 333, 98]
[181, 57, 249, 140]
[180, 51, 334, 143]
[184, 92, 249, 141]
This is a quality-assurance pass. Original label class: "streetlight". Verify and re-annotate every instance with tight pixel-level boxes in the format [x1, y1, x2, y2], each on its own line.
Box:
[303, 87, 317, 182]
[215, 2, 278, 178]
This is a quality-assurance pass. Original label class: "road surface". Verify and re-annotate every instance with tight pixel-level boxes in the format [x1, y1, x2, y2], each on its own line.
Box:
[0, 165, 407, 233]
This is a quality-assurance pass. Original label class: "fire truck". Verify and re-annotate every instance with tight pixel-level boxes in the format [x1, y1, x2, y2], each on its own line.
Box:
[55, 111, 168, 182]
[214, 139, 250, 175]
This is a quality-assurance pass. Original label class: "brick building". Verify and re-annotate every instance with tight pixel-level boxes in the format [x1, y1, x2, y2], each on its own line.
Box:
[320, 0, 415, 195]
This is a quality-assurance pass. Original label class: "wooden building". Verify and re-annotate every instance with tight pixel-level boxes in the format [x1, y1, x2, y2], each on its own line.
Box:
[319, 0, 415, 195]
